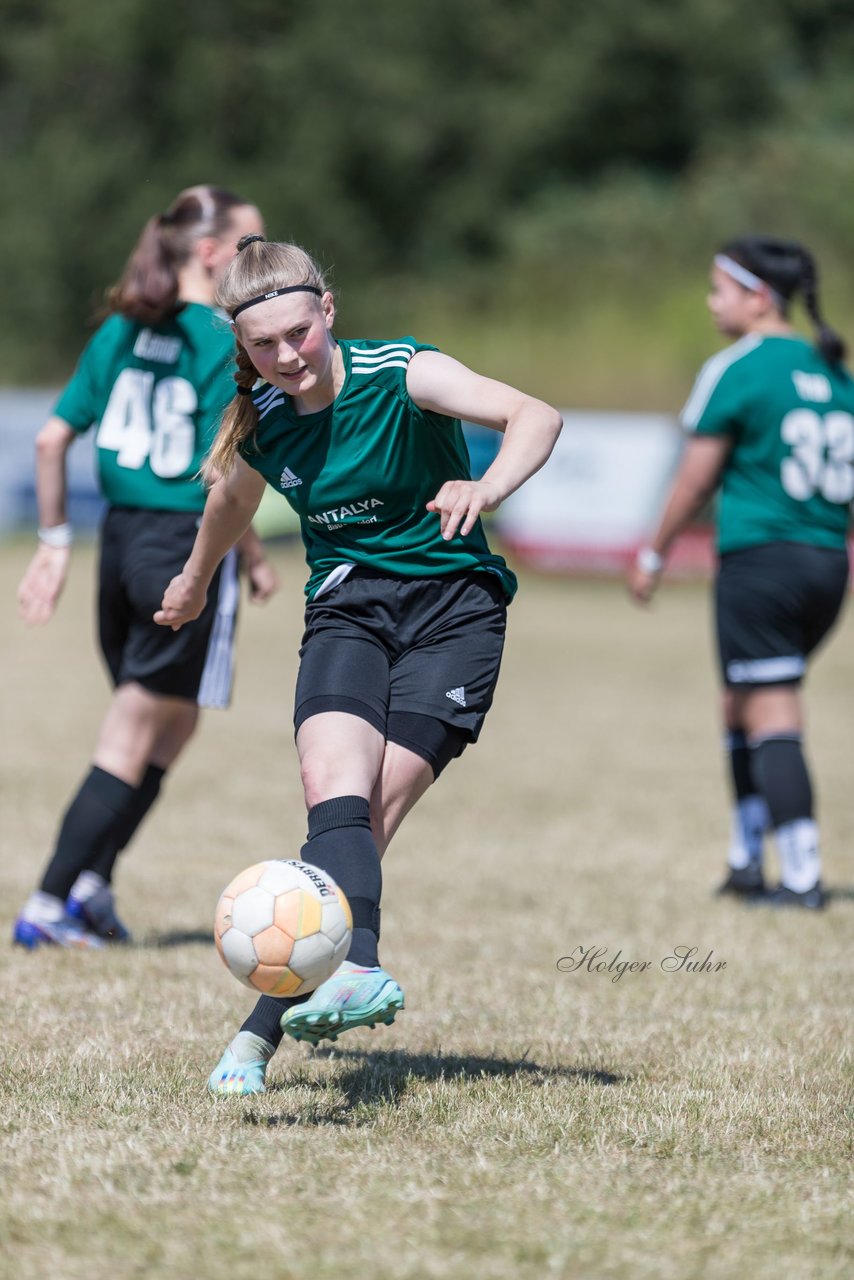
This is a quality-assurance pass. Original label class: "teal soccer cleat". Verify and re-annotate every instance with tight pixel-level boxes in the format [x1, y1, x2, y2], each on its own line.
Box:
[280, 961, 404, 1046]
[208, 1033, 274, 1096]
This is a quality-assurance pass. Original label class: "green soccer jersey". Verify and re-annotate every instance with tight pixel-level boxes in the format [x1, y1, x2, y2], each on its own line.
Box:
[242, 337, 517, 600]
[54, 303, 235, 512]
[681, 334, 854, 554]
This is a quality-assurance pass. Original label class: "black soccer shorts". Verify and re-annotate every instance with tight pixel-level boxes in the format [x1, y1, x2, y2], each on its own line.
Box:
[715, 541, 849, 688]
[294, 567, 508, 774]
[98, 506, 238, 705]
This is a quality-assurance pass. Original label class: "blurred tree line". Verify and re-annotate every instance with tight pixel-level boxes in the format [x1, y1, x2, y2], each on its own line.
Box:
[1, 0, 852, 403]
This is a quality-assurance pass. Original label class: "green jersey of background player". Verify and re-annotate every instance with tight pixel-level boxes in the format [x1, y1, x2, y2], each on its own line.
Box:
[55, 302, 237, 512]
[681, 327, 854, 554]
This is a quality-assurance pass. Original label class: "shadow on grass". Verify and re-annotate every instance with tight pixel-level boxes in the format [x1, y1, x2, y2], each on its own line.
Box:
[247, 1047, 626, 1127]
[138, 930, 215, 948]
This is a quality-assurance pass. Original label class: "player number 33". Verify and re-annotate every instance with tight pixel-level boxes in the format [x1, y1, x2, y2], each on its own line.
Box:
[780, 408, 854, 504]
[96, 368, 197, 478]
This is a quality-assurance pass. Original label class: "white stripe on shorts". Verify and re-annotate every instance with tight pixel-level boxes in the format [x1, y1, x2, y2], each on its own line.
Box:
[726, 655, 805, 685]
[197, 548, 239, 709]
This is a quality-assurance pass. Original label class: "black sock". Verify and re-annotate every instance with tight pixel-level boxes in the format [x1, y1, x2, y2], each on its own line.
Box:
[89, 764, 166, 882]
[241, 995, 292, 1048]
[750, 734, 813, 827]
[301, 795, 382, 968]
[239, 796, 382, 1046]
[40, 766, 137, 900]
[726, 729, 756, 800]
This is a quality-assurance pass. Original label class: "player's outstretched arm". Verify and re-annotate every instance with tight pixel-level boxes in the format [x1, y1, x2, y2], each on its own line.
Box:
[627, 434, 732, 605]
[155, 456, 266, 631]
[407, 350, 563, 541]
[17, 418, 76, 627]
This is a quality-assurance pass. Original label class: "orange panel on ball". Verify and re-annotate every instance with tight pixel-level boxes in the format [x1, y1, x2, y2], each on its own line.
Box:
[340, 893, 353, 932]
[223, 862, 268, 898]
[274, 888, 322, 940]
[252, 963, 304, 996]
[253, 924, 295, 966]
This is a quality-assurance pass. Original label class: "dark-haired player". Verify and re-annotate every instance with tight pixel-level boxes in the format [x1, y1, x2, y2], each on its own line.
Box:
[628, 234, 852, 909]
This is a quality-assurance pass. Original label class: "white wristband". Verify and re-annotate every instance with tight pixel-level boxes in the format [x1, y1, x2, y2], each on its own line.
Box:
[637, 546, 663, 574]
[38, 523, 73, 548]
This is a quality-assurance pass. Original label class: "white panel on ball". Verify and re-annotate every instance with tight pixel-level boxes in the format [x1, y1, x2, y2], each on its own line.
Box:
[289, 932, 337, 985]
[220, 928, 259, 980]
[321, 902, 349, 946]
[230, 885, 275, 935]
[257, 861, 303, 896]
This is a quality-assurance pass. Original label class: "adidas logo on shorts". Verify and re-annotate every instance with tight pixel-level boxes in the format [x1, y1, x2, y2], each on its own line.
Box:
[280, 467, 303, 490]
[445, 686, 467, 707]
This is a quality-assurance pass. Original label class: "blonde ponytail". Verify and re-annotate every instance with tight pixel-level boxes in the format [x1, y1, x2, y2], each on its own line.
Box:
[202, 344, 260, 484]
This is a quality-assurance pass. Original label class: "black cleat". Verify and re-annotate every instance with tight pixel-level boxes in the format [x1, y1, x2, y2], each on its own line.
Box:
[751, 881, 825, 910]
[716, 864, 765, 898]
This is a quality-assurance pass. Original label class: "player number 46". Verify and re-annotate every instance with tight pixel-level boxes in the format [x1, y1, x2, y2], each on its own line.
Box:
[780, 408, 854, 504]
[97, 368, 197, 478]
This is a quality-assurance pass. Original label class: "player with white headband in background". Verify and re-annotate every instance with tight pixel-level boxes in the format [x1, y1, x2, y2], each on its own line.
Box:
[628, 233, 852, 910]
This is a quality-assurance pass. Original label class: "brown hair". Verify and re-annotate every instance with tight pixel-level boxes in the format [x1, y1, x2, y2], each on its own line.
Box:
[203, 237, 331, 482]
[106, 185, 251, 327]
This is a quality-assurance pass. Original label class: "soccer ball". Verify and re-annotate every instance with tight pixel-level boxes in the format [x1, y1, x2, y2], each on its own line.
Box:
[214, 860, 352, 996]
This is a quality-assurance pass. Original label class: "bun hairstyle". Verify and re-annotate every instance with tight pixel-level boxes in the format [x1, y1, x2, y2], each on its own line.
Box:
[203, 239, 331, 483]
[721, 234, 847, 364]
[106, 184, 250, 327]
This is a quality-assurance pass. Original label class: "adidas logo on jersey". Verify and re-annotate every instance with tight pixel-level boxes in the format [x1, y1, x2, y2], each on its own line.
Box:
[445, 686, 467, 707]
[279, 467, 303, 489]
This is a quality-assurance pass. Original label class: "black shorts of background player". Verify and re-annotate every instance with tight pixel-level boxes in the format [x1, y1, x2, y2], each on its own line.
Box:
[13, 186, 280, 950]
[156, 235, 563, 1093]
[628, 234, 851, 909]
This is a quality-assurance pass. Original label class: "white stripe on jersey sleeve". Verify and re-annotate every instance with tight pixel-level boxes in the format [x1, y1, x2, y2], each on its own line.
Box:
[350, 342, 416, 359]
[258, 396, 285, 420]
[253, 383, 282, 411]
[352, 360, 411, 374]
[680, 335, 763, 431]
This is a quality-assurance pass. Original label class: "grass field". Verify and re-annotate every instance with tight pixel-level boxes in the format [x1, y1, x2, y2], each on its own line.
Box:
[1, 539, 852, 1280]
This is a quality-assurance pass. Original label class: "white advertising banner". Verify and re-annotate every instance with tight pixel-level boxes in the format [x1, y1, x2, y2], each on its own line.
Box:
[496, 410, 685, 573]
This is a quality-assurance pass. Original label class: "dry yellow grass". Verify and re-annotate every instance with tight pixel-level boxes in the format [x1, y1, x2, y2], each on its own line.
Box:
[1, 539, 852, 1280]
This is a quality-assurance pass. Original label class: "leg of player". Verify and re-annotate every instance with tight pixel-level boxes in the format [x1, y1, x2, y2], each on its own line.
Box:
[277, 712, 405, 1044]
[209, 734, 431, 1095]
[67, 701, 200, 938]
[14, 685, 192, 948]
[742, 686, 823, 908]
[716, 690, 767, 897]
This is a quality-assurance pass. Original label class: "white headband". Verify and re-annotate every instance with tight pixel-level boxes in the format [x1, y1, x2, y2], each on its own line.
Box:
[715, 254, 785, 309]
